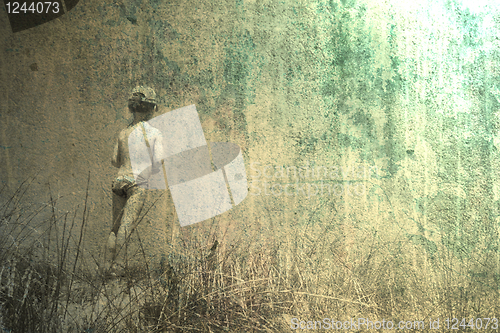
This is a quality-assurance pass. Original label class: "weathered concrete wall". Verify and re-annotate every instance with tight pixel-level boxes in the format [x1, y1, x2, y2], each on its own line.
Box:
[1, 0, 500, 263]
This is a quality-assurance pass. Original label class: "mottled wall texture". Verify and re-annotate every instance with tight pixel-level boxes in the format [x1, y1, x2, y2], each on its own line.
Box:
[1, 0, 500, 265]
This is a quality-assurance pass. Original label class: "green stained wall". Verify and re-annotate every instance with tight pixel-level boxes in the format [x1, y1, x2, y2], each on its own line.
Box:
[1, 0, 500, 271]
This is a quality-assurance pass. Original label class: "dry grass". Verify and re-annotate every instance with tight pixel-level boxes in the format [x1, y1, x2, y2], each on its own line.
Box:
[0, 176, 499, 332]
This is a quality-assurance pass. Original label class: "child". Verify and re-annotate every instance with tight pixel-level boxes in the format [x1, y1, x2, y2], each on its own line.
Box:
[107, 86, 163, 274]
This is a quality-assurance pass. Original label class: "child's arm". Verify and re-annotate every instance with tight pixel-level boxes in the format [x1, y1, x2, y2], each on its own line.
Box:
[111, 134, 121, 168]
[151, 133, 164, 174]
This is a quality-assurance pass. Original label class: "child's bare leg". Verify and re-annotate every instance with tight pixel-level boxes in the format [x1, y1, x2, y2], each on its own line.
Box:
[112, 193, 127, 234]
[115, 187, 146, 266]
[106, 193, 127, 263]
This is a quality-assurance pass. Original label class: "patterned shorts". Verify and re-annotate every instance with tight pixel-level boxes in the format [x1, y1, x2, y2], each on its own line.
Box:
[112, 176, 145, 198]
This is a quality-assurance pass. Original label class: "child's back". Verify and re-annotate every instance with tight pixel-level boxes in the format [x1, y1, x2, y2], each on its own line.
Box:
[112, 121, 163, 190]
